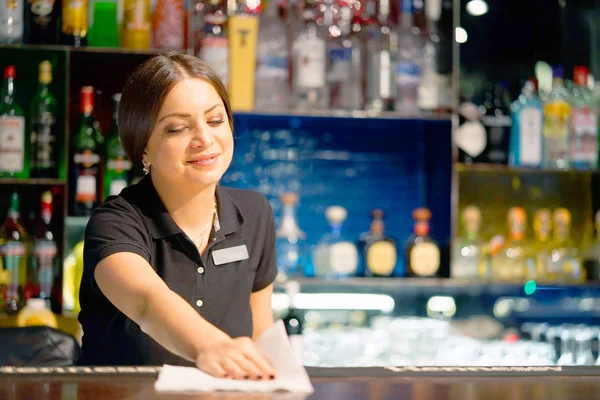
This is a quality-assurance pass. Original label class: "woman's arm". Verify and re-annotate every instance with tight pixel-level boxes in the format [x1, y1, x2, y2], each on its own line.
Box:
[250, 283, 274, 341]
[95, 252, 276, 379]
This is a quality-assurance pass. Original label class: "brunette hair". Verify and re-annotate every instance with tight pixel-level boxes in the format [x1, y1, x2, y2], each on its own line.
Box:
[118, 52, 233, 163]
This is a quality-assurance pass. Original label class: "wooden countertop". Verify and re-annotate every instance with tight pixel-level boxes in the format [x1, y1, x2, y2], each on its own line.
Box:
[1, 366, 600, 399]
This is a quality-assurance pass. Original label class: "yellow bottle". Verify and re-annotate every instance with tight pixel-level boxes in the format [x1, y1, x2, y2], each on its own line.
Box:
[548, 208, 582, 282]
[62, 240, 85, 314]
[17, 298, 58, 329]
[122, 0, 151, 49]
[492, 207, 528, 282]
[531, 209, 552, 281]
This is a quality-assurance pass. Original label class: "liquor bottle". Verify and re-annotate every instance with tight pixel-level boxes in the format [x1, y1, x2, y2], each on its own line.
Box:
[327, 4, 363, 110]
[456, 92, 487, 164]
[405, 208, 440, 277]
[24, 0, 60, 44]
[292, 4, 327, 110]
[152, 0, 185, 49]
[0, 193, 29, 314]
[365, 0, 396, 112]
[451, 205, 484, 280]
[312, 206, 359, 278]
[121, 0, 152, 49]
[570, 66, 598, 170]
[195, 0, 229, 88]
[481, 82, 512, 164]
[254, 0, 290, 111]
[547, 208, 582, 282]
[530, 208, 552, 281]
[275, 192, 307, 279]
[509, 80, 543, 168]
[283, 280, 304, 363]
[583, 210, 600, 281]
[70, 86, 103, 216]
[0, 65, 28, 179]
[543, 66, 571, 170]
[30, 61, 59, 179]
[104, 93, 132, 199]
[395, 0, 422, 114]
[491, 207, 528, 282]
[31, 191, 58, 308]
[361, 209, 398, 277]
[60, 0, 88, 46]
[0, 0, 24, 43]
[417, 0, 441, 113]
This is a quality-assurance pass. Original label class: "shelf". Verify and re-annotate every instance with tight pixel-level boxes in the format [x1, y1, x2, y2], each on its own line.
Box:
[235, 110, 453, 121]
[456, 163, 600, 175]
[0, 43, 164, 56]
[0, 178, 66, 186]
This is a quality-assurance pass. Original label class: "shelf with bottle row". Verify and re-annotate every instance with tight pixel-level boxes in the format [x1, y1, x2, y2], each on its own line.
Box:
[0, 43, 166, 56]
[0, 178, 66, 186]
[456, 163, 600, 175]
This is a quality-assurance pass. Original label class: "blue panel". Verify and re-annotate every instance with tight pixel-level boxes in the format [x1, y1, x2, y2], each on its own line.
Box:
[223, 113, 452, 274]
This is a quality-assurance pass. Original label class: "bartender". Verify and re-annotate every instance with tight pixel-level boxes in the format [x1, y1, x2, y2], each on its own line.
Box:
[77, 53, 278, 381]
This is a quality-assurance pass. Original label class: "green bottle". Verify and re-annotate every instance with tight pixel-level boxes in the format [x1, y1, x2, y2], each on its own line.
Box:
[30, 61, 59, 178]
[104, 93, 131, 199]
[0, 65, 28, 179]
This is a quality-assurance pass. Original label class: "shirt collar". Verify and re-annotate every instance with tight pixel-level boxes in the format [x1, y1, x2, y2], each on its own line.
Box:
[139, 176, 244, 239]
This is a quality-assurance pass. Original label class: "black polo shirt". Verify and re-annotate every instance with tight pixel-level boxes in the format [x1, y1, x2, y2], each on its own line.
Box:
[77, 176, 277, 366]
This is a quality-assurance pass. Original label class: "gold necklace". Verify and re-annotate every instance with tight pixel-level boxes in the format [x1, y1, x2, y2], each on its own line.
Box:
[193, 197, 217, 249]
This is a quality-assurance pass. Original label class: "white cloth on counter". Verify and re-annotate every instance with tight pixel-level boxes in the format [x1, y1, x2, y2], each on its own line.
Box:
[154, 320, 314, 394]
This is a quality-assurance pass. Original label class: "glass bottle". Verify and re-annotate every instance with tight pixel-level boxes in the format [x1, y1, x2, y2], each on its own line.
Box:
[570, 66, 598, 170]
[547, 208, 581, 282]
[32, 191, 58, 308]
[362, 209, 398, 278]
[254, 0, 290, 111]
[543, 66, 571, 170]
[0, 0, 24, 43]
[417, 0, 441, 113]
[24, 0, 60, 44]
[312, 206, 359, 278]
[481, 82, 512, 165]
[152, 0, 185, 50]
[405, 207, 440, 277]
[195, 0, 229, 88]
[60, 0, 88, 46]
[70, 86, 103, 216]
[283, 280, 304, 363]
[395, 0, 421, 115]
[492, 207, 528, 282]
[30, 61, 59, 179]
[121, 0, 152, 50]
[451, 205, 484, 280]
[0, 65, 28, 179]
[104, 93, 132, 199]
[530, 208, 551, 281]
[509, 80, 543, 168]
[275, 192, 307, 279]
[0, 192, 29, 314]
[583, 210, 600, 281]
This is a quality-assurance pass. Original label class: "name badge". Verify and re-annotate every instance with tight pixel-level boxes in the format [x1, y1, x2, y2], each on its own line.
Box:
[212, 245, 249, 265]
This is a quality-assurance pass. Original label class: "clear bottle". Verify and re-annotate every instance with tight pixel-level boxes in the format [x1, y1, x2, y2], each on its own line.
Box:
[104, 93, 132, 199]
[405, 208, 440, 277]
[0, 0, 24, 43]
[570, 66, 598, 170]
[362, 209, 398, 278]
[395, 0, 422, 115]
[492, 207, 528, 282]
[547, 208, 581, 282]
[276, 192, 307, 279]
[417, 0, 441, 113]
[451, 205, 485, 280]
[327, 4, 363, 110]
[292, 6, 327, 110]
[0, 65, 28, 179]
[509, 80, 544, 168]
[543, 66, 571, 170]
[530, 208, 551, 281]
[255, 0, 290, 111]
[195, 0, 229, 87]
[312, 206, 359, 278]
[32, 191, 58, 307]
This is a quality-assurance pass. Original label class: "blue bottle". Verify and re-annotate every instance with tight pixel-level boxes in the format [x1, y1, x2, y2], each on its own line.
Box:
[509, 80, 544, 168]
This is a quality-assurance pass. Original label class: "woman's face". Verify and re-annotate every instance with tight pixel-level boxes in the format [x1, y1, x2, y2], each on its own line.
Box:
[143, 78, 233, 191]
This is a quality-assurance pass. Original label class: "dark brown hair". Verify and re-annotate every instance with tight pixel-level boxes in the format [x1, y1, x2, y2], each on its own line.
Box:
[118, 52, 233, 163]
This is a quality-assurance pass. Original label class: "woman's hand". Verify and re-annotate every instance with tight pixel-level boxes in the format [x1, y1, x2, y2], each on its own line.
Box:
[196, 337, 277, 380]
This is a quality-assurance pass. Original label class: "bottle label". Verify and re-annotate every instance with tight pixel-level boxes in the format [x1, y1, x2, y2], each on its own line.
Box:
[482, 115, 511, 163]
[519, 108, 542, 165]
[451, 245, 479, 279]
[61, 0, 87, 36]
[571, 107, 598, 163]
[256, 39, 288, 80]
[76, 174, 97, 203]
[107, 157, 132, 173]
[544, 111, 569, 164]
[328, 48, 352, 83]
[410, 242, 440, 276]
[109, 178, 128, 197]
[32, 111, 57, 169]
[396, 61, 421, 86]
[199, 37, 229, 86]
[295, 38, 326, 89]
[0, 116, 25, 173]
[34, 240, 57, 259]
[329, 241, 358, 275]
[28, 0, 55, 27]
[74, 149, 99, 203]
[456, 120, 486, 158]
[366, 241, 397, 276]
[74, 150, 100, 167]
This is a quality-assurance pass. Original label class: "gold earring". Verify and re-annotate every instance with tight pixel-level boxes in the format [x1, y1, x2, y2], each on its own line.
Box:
[142, 161, 150, 175]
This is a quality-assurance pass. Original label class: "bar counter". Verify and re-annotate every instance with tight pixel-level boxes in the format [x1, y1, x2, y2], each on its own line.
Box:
[2, 366, 600, 399]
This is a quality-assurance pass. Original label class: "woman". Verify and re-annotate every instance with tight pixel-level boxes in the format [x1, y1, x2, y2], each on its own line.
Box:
[77, 52, 277, 381]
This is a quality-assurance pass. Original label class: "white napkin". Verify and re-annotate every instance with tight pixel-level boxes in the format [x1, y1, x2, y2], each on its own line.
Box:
[154, 320, 314, 394]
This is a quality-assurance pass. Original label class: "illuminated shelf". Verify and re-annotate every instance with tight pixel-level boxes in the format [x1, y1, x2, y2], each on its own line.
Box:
[457, 163, 600, 175]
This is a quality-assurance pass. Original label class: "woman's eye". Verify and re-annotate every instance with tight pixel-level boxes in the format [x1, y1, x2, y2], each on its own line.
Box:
[208, 119, 225, 127]
[166, 126, 186, 134]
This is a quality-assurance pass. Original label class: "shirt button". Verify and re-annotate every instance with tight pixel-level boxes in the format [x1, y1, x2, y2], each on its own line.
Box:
[197, 266, 205, 274]
[196, 300, 204, 307]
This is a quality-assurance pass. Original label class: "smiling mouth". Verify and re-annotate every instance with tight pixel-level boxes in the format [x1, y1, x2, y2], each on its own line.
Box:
[187, 154, 220, 166]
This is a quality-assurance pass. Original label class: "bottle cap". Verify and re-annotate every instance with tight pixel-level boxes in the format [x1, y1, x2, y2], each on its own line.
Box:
[3, 65, 16, 79]
[508, 207, 526, 223]
[412, 207, 431, 221]
[573, 66, 589, 87]
[371, 209, 384, 220]
[325, 206, 347, 224]
[80, 86, 94, 114]
[39, 61, 52, 84]
[112, 93, 122, 103]
[281, 192, 298, 206]
[553, 208, 571, 225]
[552, 65, 564, 79]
